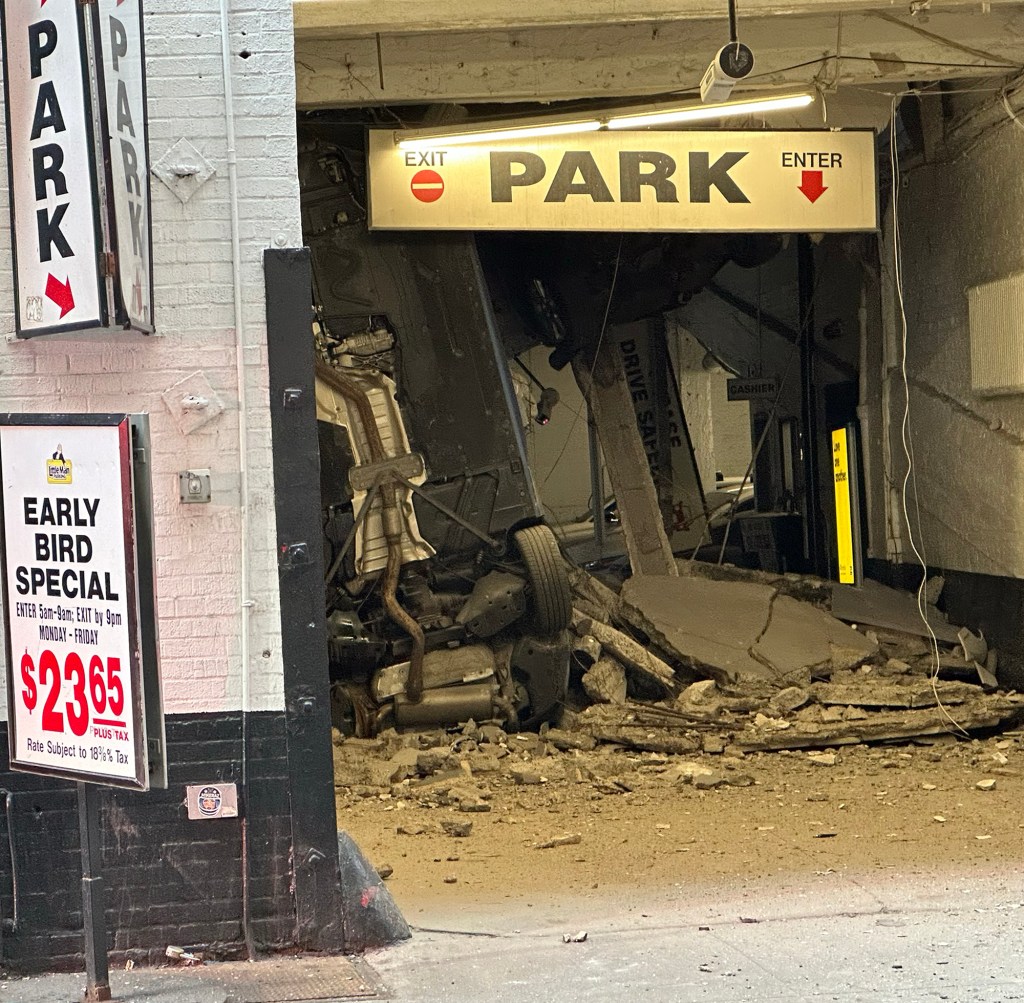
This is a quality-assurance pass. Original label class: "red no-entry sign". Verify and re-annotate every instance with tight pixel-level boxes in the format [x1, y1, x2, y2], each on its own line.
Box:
[410, 169, 444, 202]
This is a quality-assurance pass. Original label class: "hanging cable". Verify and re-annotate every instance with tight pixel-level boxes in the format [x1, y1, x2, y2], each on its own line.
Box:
[888, 96, 967, 736]
[541, 236, 624, 488]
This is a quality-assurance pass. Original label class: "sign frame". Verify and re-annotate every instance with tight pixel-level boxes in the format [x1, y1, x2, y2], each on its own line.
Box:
[0, 413, 165, 790]
[0, 0, 155, 338]
[89, 0, 155, 334]
[0, 0, 109, 337]
[367, 128, 881, 234]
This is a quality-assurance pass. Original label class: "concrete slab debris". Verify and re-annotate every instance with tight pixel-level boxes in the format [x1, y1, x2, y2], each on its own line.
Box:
[831, 580, 960, 644]
[621, 574, 878, 686]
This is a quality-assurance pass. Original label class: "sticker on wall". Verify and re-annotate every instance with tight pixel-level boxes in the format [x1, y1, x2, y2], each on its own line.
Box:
[186, 783, 239, 820]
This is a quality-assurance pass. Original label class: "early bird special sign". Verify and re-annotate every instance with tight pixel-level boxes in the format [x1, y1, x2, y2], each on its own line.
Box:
[0, 415, 163, 789]
[367, 129, 878, 232]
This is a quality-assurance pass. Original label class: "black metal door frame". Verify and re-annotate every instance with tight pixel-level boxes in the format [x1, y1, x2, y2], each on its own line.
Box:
[264, 247, 344, 950]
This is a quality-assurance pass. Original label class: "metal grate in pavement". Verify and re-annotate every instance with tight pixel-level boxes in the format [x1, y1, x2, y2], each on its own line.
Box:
[201, 955, 379, 1002]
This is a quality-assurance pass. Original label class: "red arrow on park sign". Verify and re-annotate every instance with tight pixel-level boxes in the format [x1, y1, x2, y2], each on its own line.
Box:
[798, 170, 828, 204]
[45, 274, 75, 318]
[410, 169, 445, 203]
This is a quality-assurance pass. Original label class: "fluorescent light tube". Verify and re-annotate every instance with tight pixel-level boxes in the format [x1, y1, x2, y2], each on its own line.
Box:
[393, 92, 816, 149]
[607, 92, 815, 129]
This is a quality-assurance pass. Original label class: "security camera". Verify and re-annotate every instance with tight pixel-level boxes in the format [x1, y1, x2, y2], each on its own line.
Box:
[535, 387, 560, 426]
[700, 42, 755, 104]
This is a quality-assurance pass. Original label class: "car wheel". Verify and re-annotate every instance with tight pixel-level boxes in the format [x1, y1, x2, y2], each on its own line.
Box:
[513, 524, 572, 636]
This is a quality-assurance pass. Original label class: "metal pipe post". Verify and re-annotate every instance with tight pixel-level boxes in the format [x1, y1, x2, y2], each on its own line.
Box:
[587, 406, 605, 553]
[78, 783, 112, 1002]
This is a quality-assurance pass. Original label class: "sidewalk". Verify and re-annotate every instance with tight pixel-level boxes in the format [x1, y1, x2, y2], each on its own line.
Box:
[5, 866, 1024, 1002]
[0, 954, 381, 1003]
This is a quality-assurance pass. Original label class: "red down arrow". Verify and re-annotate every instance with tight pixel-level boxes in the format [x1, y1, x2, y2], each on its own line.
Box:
[45, 274, 75, 318]
[798, 170, 828, 204]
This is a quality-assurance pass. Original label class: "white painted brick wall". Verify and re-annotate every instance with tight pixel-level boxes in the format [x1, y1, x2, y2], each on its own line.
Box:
[0, 1, 302, 720]
[879, 94, 1024, 578]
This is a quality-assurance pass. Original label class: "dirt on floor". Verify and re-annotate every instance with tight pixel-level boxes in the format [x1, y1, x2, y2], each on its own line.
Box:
[334, 724, 1024, 921]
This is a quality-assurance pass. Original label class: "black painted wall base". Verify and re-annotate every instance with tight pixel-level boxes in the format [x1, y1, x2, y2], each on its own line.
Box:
[865, 559, 1024, 690]
[0, 712, 294, 974]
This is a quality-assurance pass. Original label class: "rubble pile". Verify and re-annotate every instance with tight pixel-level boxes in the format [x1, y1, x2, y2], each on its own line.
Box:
[333, 563, 1024, 809]
[560, 563, 1024, 755]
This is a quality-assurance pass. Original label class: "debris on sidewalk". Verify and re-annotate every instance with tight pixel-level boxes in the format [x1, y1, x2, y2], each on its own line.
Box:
[562, 930, 588, 943]
[535, 833, 583, 849]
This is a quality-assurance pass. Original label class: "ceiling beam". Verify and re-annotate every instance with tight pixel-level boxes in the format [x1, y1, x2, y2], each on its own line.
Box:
[295, 9, 1024, 108]
[293, 0, 1024, 38]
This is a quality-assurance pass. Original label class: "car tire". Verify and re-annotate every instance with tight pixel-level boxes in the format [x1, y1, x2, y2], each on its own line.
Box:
[513, 524, 572, 636]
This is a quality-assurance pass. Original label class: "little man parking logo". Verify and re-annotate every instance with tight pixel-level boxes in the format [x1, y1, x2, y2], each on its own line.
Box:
[410, 169, 445, 203]
[46, 444, 72, 484]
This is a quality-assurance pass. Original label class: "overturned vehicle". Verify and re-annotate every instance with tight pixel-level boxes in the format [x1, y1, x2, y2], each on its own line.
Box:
[302, 140, 572, 736]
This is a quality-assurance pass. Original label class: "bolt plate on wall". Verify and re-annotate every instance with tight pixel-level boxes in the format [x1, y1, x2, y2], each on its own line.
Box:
[179, 469, 212, 503]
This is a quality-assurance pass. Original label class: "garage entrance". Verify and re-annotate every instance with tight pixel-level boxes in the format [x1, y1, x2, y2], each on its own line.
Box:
[267, 0, 1024, 936]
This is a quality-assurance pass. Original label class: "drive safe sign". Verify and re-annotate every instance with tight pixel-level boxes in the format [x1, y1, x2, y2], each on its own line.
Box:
[0, 0, 154, 337]
[0, 415, 164, 789]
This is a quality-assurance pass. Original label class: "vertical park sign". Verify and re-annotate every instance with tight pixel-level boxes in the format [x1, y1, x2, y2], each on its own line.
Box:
[1, 0, 153, 337]
[0, 415, 164, 789]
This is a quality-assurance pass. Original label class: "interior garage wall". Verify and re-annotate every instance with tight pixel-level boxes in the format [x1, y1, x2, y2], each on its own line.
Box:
[0, 0, 314, 972]
[523, 330, 751, 527]
[878, 91, 1024, 578]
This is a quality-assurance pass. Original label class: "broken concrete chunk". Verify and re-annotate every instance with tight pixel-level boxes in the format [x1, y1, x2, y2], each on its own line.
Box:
[544, 728, 598, 752]
[958, 627, 988, 665]
[574, 613, 676, 691]
[768, 686, 810, 716]
[511, 768, 545, 786]
[703, 736, 726, 755]
[885, 658, 912, 675]
[842, 706, 869, 721]
[535, 833, 583, 849]
[680, 680, 719, 705]
[478, 724, 508, 746]
[820, 706, 845, 723]
[976, 778, 997, 791]
[693, 770, 745, 790]
[417, 748, 458, 775]
[573, 634, 602, 669]
[441, 819, 473, 837]
[925, 575, 945, 606]
[511, 733, 548, 757]
[753, 713, 791, 731]
[464, 753, 503, 774]
[396, 824, 430, 836]
[807, 751, 838, 766]
[582, 656, 628, 705]
[666, 761, 717, 784]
